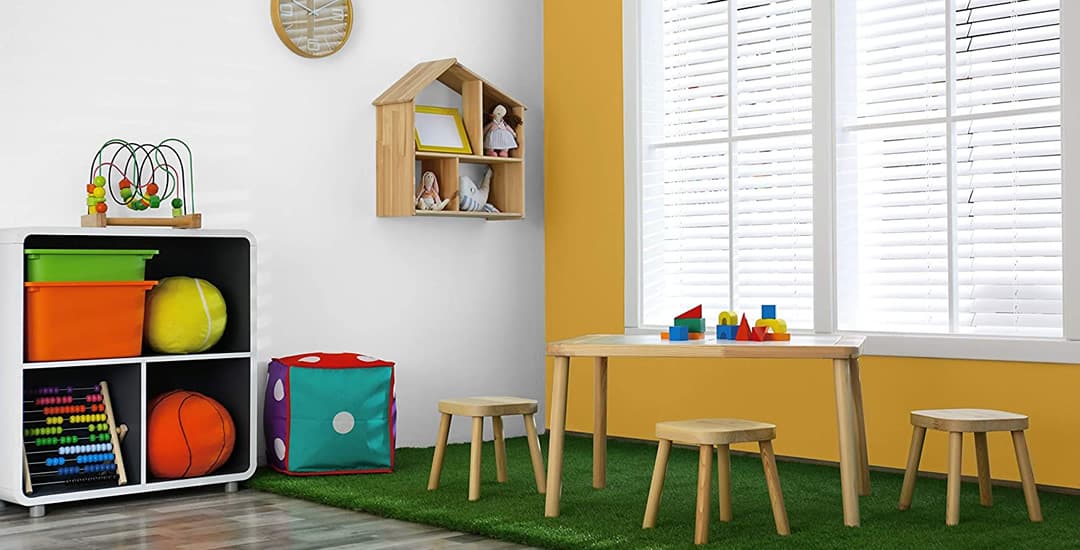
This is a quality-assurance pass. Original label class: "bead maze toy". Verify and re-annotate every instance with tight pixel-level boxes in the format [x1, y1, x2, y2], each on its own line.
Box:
[81, 138, 202, 229]
[22, 381, 128, 494]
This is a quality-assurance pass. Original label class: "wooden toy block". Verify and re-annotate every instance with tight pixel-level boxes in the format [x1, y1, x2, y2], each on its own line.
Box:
[676, 305, 703, 320]
[669, 326, 690, 341]
[750, 326, 768, 341]
[761, 305, 776, 320]
[661, 331, 669, 340]
[716, 325, 737, 340]
[718, 311, 738, 325]
[688, 332, 705, 340]
[755, 318, 788, 334]
[735, 314, 751, 341]
[764, 332, 791, 341]
[674, 317, 706, 333]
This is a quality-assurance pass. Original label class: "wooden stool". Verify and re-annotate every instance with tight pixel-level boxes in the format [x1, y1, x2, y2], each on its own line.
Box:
[643, 419, 789, 545]
[899, 409, 1042, 526]
[427, 397, 546, 501]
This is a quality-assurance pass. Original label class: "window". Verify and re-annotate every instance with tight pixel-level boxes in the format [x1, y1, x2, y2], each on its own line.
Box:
[637, 0, 814, 328]
[836, 0, 1063, 337]
[628, 0, 1076, 353]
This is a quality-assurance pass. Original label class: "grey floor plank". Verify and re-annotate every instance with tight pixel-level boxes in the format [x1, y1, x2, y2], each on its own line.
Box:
[0, 488, 540, 550]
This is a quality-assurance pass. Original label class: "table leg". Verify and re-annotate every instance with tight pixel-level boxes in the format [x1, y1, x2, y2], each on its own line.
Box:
[833, 358, 861, 527]
[545, 356, 571, 517]
[593, 357, 608, 489]
[850, 356, 871, 496]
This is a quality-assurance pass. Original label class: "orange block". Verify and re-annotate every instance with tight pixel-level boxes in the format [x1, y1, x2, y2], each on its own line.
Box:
[688, 332, 705, 340]
[764, 332, 791, 341]
[660, 332, 669, 340]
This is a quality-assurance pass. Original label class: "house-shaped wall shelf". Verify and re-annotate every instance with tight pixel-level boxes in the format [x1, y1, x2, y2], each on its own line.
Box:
[372, 58, 526, 220]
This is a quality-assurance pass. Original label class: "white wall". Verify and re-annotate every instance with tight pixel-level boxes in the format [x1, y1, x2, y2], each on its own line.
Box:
[0, 1, 545, 449]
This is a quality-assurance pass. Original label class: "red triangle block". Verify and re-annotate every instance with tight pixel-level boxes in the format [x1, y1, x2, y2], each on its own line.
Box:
[750, 326, 768, 342]
[735, 314, 751, 341]
[676, 305, 703, 320]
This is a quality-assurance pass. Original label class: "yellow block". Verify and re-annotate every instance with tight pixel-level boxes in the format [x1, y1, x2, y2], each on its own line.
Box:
[755, 318, 787, 334]
[718, 311, 738, 325]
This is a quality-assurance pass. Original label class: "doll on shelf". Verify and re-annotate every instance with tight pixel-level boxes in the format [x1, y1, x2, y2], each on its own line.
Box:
[415, 170, 450, 211]
[483, 104, 522, 157]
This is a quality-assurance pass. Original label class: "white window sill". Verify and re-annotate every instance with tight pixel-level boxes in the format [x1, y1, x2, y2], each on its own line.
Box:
[624, 326, 1080, 364]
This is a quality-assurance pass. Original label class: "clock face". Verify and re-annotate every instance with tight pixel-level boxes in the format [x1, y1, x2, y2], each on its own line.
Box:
[271, 0, 353, 58]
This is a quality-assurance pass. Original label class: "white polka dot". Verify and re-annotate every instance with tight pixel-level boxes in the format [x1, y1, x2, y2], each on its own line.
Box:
[273, 379, 285, 401]
[273, 438, 286, 461]
[332, 411, 355, 435]
[298, 356, 321, 363]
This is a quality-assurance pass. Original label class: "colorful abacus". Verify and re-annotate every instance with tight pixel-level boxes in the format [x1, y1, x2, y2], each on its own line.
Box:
[22, 381, 128, 494]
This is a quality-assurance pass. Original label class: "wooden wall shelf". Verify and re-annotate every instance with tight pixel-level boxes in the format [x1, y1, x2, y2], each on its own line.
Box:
[373, 58, 526, 220]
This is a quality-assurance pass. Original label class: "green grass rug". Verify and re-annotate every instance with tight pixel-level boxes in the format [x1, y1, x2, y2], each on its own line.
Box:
[248, 435, 1079, 549]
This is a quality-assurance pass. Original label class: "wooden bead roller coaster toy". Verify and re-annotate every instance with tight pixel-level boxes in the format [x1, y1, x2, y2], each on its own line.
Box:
[22, 381, 128, 494]
[81, 138, 202, 229]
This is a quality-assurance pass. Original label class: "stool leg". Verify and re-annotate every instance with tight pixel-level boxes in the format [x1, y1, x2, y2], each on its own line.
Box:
[716, 444, 732, 522]
[523, 413, 546, 493]
[760, 440, 790, 536]
[946, 431, 963, 526]
[643, 439, 671, 529]
[428, 412, 452, 490]
[974, 432, 992, 507]
[1011, 430, 1042, 522]
[695, 445, 713, 545]
[493, 416, 508, 483]
[898, 426, 926, 511]
[469, 416, 483, 501]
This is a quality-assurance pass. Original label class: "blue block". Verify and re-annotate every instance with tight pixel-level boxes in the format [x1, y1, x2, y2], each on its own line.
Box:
[716, 325, 737, 340]
[761, 305, 776, 320]
[668, 325, 689, 341]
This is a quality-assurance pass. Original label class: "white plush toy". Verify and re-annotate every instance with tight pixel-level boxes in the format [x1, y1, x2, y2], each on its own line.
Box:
[458, 168, 499, 213]
[415, 170, 450, 211]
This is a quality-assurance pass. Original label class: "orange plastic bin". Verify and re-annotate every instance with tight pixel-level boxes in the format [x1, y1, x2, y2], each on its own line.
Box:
[25, 281, 158, 362]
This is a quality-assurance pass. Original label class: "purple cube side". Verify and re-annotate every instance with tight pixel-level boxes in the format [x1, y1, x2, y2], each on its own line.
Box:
[265, 359, 291, 471]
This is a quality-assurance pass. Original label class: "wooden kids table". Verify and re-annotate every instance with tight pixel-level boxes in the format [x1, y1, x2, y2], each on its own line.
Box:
[544, 334, 869, 527]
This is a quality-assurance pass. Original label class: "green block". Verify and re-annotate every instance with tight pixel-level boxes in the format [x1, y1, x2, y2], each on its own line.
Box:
[674, 317, 706, 333]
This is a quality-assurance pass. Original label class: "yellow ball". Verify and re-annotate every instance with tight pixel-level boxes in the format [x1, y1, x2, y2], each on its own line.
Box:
[93, 187, 106, 199]
[144, 277, 227, 354]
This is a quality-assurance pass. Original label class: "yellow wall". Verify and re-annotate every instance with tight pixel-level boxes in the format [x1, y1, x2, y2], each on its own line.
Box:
[544, 0, 1080, 489]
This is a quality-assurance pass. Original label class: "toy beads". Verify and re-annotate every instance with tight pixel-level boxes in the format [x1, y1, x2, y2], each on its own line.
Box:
[27, 385, 99, 396]
[84, 138, 195, 219]
[57, 463, 116, 477]
[58, 443, 112, 455]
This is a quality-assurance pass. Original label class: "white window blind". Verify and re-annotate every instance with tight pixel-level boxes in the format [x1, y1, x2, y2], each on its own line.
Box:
[640, 0, 813, 328]
[837, 0, 1062, 337]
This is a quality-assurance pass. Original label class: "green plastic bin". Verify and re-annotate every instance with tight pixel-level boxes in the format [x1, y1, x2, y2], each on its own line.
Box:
[25, 249, 159, 282]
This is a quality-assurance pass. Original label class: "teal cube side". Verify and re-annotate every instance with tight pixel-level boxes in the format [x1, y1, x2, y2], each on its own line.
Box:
[674, 317, 706, 333]
[286, 365, 394, 473]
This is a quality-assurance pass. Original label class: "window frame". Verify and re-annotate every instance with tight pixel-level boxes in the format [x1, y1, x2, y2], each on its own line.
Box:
[623, 0, 1080, 363]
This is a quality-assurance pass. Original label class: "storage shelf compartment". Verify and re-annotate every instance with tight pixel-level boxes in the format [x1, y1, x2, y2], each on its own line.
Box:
[23, 234, 252, 356]
[22, 364, 142, 497]
[145, 358, 251, 483]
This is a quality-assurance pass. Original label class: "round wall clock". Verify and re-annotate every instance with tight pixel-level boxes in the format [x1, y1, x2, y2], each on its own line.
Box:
[271, 0, 354, 58]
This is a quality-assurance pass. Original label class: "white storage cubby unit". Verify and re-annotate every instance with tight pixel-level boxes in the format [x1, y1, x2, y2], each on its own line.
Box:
[0, 227, 256, 517]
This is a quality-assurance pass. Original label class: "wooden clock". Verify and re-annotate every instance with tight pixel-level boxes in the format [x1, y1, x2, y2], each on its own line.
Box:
[271, 0, 354, 58]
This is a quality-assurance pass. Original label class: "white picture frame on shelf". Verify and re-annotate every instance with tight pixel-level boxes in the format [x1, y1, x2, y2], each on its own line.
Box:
[414, 105, 472, 154]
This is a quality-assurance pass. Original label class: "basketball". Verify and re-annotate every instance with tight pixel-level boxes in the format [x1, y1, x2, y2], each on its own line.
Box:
[148, 390, 235, 479]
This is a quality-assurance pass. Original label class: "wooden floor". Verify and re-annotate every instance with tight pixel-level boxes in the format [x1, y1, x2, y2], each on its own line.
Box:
[0, 487, 535, 550]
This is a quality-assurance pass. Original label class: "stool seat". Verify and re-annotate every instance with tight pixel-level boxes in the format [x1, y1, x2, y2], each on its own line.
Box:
[438, 396, 538, 417]
[429, 396, 545, 502]
[645, 418, 789, 544]
[900, 408, 1041, 526]
[656, 418, 776, 445]
[911, 409, 1028, 432]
